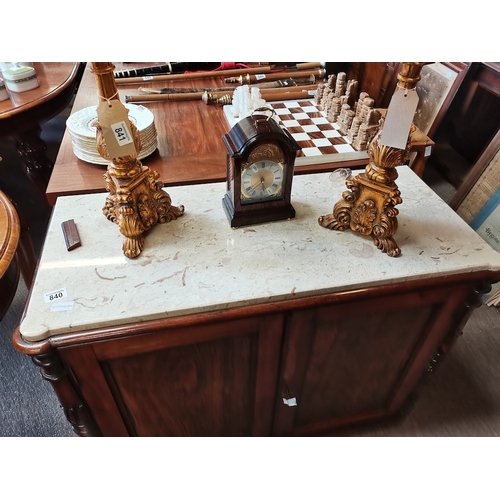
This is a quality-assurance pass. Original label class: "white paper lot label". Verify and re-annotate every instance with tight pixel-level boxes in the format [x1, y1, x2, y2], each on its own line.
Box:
[44, 287, 68, 303]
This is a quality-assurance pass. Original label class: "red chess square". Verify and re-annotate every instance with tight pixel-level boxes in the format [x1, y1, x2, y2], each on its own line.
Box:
[296, 139, 315, 149]
[287, 126, 305, 134]
[307, 131, 326, 140]
[297, 119, 314, 126]
[329, 137, 347, 146]
[317, 123, 335, 131]
[306, 111, 324, 119]
[317, 146, 338, 154]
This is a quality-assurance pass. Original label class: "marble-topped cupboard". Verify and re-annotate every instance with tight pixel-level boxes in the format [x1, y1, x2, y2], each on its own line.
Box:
[13, 168, 500, 436]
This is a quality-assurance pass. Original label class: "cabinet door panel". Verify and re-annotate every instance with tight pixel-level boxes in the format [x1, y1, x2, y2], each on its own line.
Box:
[69, 314, 283, 436]
[295, 305, 432, 422]
[274, 290, 449, 436]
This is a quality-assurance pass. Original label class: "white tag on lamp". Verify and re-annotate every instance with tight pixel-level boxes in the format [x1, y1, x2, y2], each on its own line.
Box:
[96, 99, 137, 158]
[379, 88, 419, 150]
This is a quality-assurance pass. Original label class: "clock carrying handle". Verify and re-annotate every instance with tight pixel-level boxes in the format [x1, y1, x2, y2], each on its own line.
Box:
[251, 106, 276, 123]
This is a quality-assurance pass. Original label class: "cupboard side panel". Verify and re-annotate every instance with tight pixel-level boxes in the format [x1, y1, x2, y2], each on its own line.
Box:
[59, 345, 130, 436]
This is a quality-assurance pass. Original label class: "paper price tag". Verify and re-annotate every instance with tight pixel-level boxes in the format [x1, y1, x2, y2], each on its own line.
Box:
[255, 74, 266, 80]
[379, 88, 419, 150]
[142, 75, 153, 81]
[44, 287, 68, 303]
[283, 397, 297, 406]
[111, 120, 134, 146]
[96, 99, 137, 158]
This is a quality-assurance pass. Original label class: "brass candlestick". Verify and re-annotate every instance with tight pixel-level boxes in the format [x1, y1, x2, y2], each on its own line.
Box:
[90, 62, 184, 258]
[318, 63, 429, 257]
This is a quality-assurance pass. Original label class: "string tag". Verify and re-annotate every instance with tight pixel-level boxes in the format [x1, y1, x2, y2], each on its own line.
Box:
[96, 99, 137, 158]
[379, 88, 419, 150]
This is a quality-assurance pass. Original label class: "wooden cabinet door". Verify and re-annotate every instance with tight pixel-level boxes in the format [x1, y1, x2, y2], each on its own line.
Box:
[273, 284, 472, 436]
[59, 313, 284, 436]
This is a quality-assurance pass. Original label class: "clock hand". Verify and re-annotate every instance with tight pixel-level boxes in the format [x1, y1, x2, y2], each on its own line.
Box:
[251, 177, 267, 190]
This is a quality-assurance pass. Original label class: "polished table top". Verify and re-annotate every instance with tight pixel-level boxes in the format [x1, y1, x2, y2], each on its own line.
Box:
[45, 63, 434, 205]
[45, 63, 381, 205]
[0, 63, 81, 135]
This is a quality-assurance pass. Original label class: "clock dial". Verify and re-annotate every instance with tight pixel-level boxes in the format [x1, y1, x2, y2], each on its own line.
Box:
[241, 160, 284, 204]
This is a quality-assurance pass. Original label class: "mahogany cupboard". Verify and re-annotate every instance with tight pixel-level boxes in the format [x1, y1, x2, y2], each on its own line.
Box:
[17, 274, 491, 437]
[13, 170, 500, 436]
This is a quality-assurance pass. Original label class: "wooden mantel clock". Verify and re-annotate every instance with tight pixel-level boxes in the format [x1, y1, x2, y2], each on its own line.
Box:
[222, 109, 301, 228]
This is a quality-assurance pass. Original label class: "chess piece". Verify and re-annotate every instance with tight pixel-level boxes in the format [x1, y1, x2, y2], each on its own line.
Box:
[320, 85, 332, 109]
[347, 116, 361, 142]
[351, 123, 370, 150]
[337, 104, 355, 135]
[358, 97, 375, 123]
[355, 92, 369, 117]
[334, 72, 347, 97]
[327, 96, 342, 122]
[344, 79, 358, 108]
[314, 82, 326, 105]
[231, 85, 266, 120]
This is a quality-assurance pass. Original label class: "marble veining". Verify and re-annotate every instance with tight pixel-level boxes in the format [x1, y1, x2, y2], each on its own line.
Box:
[20, 168, 500, 341]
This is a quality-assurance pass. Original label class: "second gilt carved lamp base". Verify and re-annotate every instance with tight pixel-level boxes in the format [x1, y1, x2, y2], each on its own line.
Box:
[318, 124, 408, 257]
[319, 63, 428, 258]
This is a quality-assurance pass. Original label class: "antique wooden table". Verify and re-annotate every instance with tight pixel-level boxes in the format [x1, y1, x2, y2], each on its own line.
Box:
[13, 167, 500, 436]
[0, 62, 84, 195]
[45, 63, 433, 206]
[0, 190, 20, 318]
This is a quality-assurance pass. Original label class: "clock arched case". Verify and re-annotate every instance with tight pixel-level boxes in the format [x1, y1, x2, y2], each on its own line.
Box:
[222, 112, 301, 228]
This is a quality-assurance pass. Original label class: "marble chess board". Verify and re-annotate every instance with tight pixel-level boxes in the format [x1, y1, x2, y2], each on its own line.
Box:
[223, 100, 368, 167]
[271, 100, 350, 154]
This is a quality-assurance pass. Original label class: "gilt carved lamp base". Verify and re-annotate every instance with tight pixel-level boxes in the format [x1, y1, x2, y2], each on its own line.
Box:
[318, 117, 409, 258]
[318, 62, 429, 258]
[318, 171, 402, 257]
[102, 163, 185, 258]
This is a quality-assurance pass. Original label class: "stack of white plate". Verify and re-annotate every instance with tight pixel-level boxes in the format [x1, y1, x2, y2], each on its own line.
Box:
[66, 104, 158, 165]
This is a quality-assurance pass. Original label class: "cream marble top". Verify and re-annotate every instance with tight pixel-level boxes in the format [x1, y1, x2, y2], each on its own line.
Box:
[20, 167, 500, 341]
